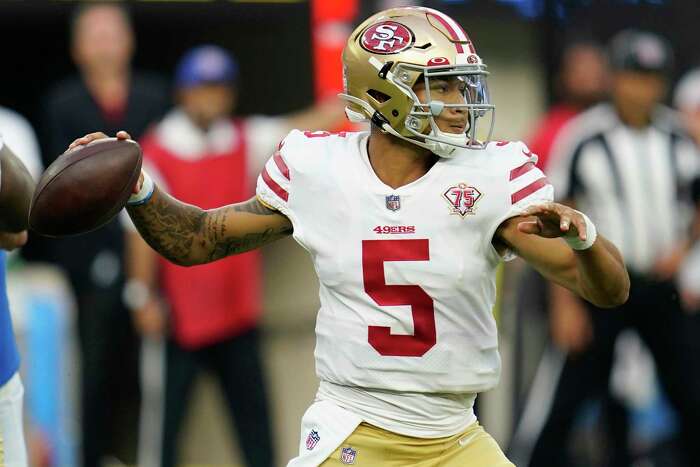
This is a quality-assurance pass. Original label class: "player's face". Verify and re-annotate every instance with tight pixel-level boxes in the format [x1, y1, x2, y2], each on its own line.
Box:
[178, 84, 236, 129]
[72, 6, 134, 73]
[413, 76, 469, 134]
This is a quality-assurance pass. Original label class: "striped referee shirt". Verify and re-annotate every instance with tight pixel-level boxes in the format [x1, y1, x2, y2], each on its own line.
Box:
[547, 103, 700, 274]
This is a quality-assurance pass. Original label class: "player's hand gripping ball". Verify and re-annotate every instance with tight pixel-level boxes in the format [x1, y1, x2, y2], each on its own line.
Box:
[29, 133, 142, 237]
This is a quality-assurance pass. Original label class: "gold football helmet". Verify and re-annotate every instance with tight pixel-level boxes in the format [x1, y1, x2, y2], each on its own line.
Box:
[340, 7, 494, 157]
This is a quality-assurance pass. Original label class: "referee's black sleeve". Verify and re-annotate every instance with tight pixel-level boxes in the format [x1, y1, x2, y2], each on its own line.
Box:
[692, 177, 700, 204]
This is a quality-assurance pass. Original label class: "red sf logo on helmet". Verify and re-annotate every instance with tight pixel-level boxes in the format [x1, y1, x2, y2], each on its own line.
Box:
[360, 21, 414, 54]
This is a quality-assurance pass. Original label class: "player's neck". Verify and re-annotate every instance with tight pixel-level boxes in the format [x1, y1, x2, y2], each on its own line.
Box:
[367, 128, 438, 190]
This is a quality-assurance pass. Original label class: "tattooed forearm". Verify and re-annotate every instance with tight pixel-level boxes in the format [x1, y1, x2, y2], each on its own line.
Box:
[127, 188, 206, 266]
[127, 189, 291, 266]
[203, 199, 292, 262]
[207, 228, 284, 262]
[232, 197, 279, 215]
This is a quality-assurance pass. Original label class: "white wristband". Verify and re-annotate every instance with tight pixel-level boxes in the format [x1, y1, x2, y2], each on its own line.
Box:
[127, 170, 155, 206]
[564, 212, 597, 250]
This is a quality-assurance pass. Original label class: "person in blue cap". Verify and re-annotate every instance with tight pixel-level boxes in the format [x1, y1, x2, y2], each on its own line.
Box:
[123, 44, 345, 467]
[0, 137, 37, 467]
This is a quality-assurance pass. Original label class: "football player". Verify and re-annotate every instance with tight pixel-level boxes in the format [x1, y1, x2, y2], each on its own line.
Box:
[69, 7, 629, 466]
[0, 136, 36, 467]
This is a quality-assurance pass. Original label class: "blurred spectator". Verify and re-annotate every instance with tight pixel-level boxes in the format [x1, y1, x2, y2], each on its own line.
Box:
[39, 4, 169, 466]
[528, 40, 608, 170]
[0, 105, 43, 466]
[125, 45, 344, 467]
[674, 68, 700, 146]
[674, 69, 700, 311]
[528, 30, 700, 467]
[0, 138, 36, 467]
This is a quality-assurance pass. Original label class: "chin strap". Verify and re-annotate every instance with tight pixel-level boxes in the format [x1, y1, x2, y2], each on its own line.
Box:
[338, 93, 464, 158]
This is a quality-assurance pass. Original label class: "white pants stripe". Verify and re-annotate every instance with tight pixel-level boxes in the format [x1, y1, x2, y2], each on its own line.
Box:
[0, 373, 27, 467]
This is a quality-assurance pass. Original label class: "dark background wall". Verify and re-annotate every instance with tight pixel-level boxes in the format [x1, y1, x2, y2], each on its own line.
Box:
[0, 2, 313, 133]
[1, 0, 698, 152]
[428, 0, 700, 106]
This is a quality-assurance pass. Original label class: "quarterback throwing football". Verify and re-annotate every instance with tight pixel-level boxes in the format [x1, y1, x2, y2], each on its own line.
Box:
[70, 7, 629, 466]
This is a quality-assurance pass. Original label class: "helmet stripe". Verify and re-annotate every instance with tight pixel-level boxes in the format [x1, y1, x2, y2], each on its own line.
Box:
[427, 12, 463, 52]
[426, 10, 476, 54]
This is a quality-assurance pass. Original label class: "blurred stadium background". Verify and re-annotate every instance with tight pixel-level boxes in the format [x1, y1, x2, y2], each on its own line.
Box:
[1, 0, 699, 466]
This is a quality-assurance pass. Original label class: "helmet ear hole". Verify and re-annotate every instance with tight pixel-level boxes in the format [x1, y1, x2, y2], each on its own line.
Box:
[367, 89, 391, 104]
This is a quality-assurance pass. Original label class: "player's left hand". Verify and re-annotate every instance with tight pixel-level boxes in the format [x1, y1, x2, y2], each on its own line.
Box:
[67, 130, 131, 151]
[67, 131, 143, 193]
[517, 202, 588, 241]
[0, 231, 27, 251]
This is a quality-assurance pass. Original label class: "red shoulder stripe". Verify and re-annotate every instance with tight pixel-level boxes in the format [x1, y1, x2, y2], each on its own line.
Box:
[273, 152, 290, 180]
[511, 178, 547, 204]
[509, 161, 536, 181]
[261, 167, 289, 202]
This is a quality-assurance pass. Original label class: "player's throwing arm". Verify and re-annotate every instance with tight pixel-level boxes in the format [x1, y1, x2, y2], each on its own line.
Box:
[69, 131, 293, 266]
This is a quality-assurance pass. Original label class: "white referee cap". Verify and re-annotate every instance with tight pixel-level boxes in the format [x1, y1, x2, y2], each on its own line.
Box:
[674, 68, 700, 112]
[608, 29, 673, 75]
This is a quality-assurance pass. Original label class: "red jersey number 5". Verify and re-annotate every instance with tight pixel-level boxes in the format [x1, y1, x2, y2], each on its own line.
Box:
[362, 239, 436, 357]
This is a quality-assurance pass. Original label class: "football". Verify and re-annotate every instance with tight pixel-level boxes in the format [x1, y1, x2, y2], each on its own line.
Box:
[29, 138, 142, 237]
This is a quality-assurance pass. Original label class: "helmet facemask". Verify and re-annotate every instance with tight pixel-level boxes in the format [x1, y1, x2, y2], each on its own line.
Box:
[340, 61, 495, 158]
[394, 63, 495, 157]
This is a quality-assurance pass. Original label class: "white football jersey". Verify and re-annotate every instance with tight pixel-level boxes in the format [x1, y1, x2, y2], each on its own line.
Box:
[257, 130, 552, 395]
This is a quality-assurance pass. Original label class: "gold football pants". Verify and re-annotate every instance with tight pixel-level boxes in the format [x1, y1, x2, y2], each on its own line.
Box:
[321, 421, 515, 466]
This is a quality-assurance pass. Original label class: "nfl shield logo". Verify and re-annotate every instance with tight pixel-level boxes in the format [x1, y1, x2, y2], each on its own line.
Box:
[305, 429, 320, 450]
[340, 446, 357, 464]
[385, 194, 401, 211]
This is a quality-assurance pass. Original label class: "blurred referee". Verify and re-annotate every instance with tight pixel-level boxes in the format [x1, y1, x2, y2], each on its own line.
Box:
[528, 30, 700, 467]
